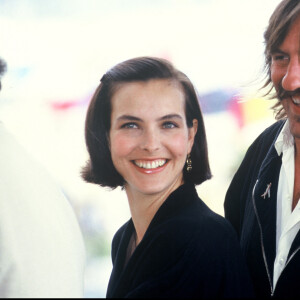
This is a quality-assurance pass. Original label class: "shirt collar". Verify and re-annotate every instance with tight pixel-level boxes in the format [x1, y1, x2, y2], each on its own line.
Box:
[274, 119, 294, 156]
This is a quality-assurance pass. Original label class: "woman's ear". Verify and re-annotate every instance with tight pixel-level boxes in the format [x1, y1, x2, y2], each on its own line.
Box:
[187, 119, 198, 153]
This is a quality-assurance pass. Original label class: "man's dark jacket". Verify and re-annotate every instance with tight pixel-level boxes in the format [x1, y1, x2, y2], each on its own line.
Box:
[225, 120, 300, 298]
[107, 183, 253, 298]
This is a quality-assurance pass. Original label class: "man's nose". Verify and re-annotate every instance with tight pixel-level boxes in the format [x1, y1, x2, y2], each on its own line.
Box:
[140, 128, 160, 152]
[282, 58, 300, 91]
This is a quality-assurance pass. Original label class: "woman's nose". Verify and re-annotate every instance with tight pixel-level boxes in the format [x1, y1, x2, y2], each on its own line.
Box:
[140, 128, 160, 152]
[282, 58, 300, 92]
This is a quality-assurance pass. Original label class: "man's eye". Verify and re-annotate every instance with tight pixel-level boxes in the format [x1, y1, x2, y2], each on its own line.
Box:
[274, 55, 287, 60]
[272, 53, 289, 66]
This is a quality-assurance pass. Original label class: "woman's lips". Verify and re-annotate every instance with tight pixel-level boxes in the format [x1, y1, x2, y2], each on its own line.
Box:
[132, 159, 169, 174]
[133, 159, 167, 170]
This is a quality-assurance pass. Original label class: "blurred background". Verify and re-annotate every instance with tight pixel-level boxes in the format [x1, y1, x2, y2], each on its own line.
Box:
[0, 0, 282, 297]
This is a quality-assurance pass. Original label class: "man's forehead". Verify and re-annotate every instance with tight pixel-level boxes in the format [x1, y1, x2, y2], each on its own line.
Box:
[275, 14, 300, 53]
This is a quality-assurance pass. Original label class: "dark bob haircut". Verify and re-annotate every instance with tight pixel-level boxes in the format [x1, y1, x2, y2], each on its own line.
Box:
[82, 56, 212, 189]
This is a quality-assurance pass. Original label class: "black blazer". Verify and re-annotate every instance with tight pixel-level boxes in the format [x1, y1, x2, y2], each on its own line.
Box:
[225, 120, 300, 298]
[107, 183, 253, 298]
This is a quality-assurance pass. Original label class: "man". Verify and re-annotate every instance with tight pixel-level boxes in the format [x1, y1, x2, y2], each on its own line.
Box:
[0, 58, 85, 297]
[224, 0, 300, 298]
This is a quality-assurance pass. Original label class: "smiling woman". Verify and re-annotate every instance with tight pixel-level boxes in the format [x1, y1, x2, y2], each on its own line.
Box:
[109, 79, 197, 198]
[81, 56, 254, 298]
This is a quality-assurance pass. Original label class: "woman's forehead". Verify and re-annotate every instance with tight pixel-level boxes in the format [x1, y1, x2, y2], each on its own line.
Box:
[110, 80, 185, 117]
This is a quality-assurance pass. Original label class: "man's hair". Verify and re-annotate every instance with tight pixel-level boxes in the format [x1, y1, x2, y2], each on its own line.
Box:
[81, 56, 212, 189]
[263, 0, 300, 119]
[0, 58, 7, 91]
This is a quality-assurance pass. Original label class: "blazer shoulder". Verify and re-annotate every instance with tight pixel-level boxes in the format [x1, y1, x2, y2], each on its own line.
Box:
[249, 120, 285, 150]
[165, 197, 238, 247]
[232, 120, 284, 178]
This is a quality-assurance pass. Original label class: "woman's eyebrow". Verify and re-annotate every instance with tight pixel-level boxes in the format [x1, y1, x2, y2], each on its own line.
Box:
[117, 115, 142, 122]
[159, 114, 183, 121]
[116, 114, 183, 122]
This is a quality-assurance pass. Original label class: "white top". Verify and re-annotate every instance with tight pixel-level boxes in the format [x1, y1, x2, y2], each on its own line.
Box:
[0, 122, 86, 297]
[274, 120, 300, 289]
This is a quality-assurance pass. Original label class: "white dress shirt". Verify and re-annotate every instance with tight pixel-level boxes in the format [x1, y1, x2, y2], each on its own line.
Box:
[274, 120, 300, 289]
[0, 122, 86, 297]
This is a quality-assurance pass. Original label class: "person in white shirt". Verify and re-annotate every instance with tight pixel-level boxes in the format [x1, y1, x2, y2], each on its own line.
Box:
[0, 58, 86, 297]
[224, 0, 300, 298]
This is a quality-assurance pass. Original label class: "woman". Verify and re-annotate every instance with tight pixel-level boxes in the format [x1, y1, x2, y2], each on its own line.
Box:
[82, 57, 253, 298]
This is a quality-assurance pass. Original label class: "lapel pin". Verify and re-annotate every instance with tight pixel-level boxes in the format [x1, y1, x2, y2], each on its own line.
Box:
[261, 183, 272, 199]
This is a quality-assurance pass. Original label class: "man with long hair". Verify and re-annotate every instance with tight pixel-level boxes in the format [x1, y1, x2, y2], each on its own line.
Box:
[224, 0, 300, 298]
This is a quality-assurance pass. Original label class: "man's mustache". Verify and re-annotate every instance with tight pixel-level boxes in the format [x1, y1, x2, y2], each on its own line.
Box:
[277, 85, 300, 101]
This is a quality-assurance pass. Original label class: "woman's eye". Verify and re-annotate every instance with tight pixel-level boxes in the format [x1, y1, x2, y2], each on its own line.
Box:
[162, 122, 177, 129]
[121, 123, 138, 129]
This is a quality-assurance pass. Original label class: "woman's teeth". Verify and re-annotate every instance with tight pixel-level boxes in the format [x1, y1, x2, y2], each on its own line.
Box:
[134, 159, 166, 169]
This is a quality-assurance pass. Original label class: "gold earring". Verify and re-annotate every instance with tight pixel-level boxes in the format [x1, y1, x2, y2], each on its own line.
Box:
[186, 154, 192, 172]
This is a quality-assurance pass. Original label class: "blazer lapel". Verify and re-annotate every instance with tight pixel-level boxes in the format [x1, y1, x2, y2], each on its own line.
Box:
[253, 146, 282, 279]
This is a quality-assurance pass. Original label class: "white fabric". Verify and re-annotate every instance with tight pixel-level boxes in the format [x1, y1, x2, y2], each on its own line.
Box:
[274, 120, 300, 289]
[0, 122, 86, 297]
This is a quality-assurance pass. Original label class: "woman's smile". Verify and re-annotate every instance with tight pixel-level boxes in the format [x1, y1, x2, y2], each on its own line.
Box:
[133, 159, 167, 170]
[132, 159, 169, 174]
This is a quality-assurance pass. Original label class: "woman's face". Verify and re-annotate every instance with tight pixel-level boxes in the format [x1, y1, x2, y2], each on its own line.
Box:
[109, 79, 197, 197]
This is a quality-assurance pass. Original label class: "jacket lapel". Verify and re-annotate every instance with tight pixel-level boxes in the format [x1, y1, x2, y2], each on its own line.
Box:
[252, 145, 282, 280]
